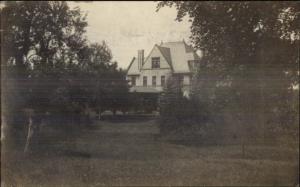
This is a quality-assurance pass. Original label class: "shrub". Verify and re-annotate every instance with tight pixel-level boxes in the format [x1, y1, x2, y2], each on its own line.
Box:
[158, 76, 209, 136]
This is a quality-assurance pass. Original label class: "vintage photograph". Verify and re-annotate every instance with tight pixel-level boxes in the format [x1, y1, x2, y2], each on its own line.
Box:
[1, 1, 299, 186]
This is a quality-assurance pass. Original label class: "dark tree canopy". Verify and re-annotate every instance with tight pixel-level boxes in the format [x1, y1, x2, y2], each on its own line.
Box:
[1, 1, 131, 152]
[157, 1, 299, 138]
[1, 1, 88, 113]
[157, 2, 299, 81]
[1, 1, 130, 115]
[2, 1, 88, 72]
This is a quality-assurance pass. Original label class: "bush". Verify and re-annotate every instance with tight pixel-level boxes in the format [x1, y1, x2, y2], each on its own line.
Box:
[158, 76, 209, 136]
[158, 73, 299, 147]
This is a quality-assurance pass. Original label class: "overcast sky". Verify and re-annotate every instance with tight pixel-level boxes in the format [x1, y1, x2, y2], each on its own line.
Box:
[68, 1, 192, 69]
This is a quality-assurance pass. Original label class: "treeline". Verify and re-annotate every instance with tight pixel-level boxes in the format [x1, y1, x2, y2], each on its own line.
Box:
[158, 2, 299, 145]
[1, 2, 131, 153]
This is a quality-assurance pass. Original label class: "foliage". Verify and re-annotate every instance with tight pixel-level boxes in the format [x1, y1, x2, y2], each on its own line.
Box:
[2, 1, 87, 113]
[159, 76, 208, 135]
[157, 1, 300, 141]
[1, 1, 130, 151]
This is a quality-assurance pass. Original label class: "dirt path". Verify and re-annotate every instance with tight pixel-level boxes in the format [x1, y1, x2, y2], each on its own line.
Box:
[2, 118, 299, 186]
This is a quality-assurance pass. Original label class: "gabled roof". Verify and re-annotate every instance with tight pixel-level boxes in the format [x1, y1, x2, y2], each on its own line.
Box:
[142, 44, 172, 70]
[127, 57, 140, 75]
[127, 40, 201, 75]
[160, 41, 201, 73]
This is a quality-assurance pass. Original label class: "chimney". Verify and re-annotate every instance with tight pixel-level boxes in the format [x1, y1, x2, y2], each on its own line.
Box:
[137, 49, 144, 70]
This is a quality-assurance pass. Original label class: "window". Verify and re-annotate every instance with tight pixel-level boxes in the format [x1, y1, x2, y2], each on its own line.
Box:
[143, 76, 147, 86]
[151, 57, 160, 69]
[161, 76, 165, 86]
[131, 76, 136, 86]
[152, 76, 156, 86]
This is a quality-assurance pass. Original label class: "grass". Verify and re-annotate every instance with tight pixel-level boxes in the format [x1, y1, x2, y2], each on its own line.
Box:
[1, 116, 299, 186]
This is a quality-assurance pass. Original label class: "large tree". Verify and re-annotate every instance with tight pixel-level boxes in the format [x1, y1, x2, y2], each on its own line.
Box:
[77, 41, 130, 118]
[1, 1, 88, 152]
[2, 2, 131, 153]
[157, 2, 299, 141]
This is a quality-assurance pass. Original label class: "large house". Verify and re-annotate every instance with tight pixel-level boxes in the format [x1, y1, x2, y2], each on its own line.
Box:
[126, 40, 201, 98]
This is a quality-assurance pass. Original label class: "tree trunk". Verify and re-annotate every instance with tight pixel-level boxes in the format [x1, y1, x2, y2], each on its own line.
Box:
[24, 114, 34, 154]
[1, 114, 7, 141]
[259, 62, 266, 144]
[1, 114, 9, 150]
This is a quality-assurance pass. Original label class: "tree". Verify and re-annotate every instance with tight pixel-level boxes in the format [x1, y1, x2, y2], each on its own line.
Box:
[1, 1, 88, 153]
[77, 42, 130, 118]
[105, 69, 131, 115]
[157, 2, 299, 143]
[159, 76, 184, 134]
[159, 76, 206, 135]
[2, 1, 131, 154]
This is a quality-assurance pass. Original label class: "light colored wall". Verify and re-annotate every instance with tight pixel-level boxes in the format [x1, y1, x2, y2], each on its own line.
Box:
[130, 44, 173, 87]
[127, 44, 193, 90]
[127, 71, 192, 87]
[142, 45, 171, 69]
[138, 69, 172, 87]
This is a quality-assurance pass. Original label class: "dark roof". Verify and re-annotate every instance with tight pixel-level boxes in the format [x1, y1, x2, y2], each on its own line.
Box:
[156, 45, 173, 70]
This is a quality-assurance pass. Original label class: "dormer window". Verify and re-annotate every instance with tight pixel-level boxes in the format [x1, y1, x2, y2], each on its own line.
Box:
[151, 57, 160, 69]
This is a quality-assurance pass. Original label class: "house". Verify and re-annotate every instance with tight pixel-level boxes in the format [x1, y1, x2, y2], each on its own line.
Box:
[126, 40, 201, 97]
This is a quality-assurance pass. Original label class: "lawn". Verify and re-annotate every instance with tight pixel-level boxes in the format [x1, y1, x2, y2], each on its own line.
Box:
[1, 116, 299, 186]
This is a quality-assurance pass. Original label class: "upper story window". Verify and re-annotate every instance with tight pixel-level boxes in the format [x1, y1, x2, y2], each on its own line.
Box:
[152, 76, 156, 87]
[161, 76, 165, 87]
[131, 76, 136, 86]
[151, 57, 160, 69]
[143, 76, 147, 86]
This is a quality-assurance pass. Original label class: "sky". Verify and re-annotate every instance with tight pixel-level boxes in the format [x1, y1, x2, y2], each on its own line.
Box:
[68, 1, 192, 69]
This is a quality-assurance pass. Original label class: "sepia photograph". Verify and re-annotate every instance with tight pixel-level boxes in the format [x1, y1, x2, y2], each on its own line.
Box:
[1, 1, 299, 186]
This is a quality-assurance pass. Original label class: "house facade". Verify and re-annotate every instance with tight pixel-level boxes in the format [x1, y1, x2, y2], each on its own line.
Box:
[126, 40, 201, 98]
